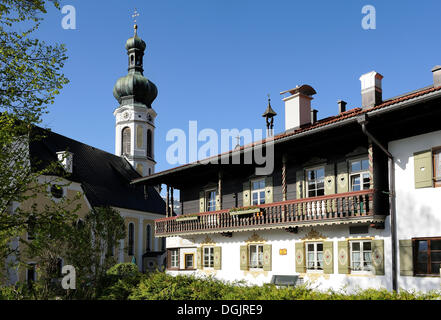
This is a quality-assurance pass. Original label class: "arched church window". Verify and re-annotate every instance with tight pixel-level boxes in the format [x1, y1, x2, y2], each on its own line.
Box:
[122, 127, 131, 156]
[147, 129, 152, 158]
[146, 224, 151, 252]
[128, 222, 135, 256]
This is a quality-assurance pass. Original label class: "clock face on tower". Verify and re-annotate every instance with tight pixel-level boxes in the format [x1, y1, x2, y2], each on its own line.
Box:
[122, 111, 130, 120]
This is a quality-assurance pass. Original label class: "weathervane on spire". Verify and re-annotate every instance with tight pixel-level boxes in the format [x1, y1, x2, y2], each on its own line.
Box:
[132, 8, 140, 35]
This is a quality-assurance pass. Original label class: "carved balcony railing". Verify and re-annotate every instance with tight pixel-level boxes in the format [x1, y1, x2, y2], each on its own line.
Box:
[155, 189, 385, 237]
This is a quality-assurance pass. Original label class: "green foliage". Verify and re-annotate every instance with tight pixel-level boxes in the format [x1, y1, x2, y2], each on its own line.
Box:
[62, 207, 126, 299]
[99, 263, 143, 300]
[0, 0, 69, 281]
[127, 272, 441, 301]
[0, 0, 68, 122]
[106, 262, 141, 278]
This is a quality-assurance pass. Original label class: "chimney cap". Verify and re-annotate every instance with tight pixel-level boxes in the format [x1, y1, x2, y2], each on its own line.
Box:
[280, 84, 317, 97]
[432, 65, 441, 73]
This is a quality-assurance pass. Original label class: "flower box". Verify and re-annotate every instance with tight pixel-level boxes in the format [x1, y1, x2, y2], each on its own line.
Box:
[176, 215, 199, 221]
[229, 207, 261, 216]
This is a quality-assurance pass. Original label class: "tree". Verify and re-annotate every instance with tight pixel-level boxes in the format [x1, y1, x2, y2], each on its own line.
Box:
[0, 0, 68, 122]
[64, 207, 126, 299]
[0, 0, 70, 280]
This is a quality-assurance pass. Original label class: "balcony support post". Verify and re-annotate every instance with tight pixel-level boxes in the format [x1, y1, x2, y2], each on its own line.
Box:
[218, 171, 223, 210]
[166, 185, 170, 217]
[170, 186, 174, 215]
[282, 154, 287, 202]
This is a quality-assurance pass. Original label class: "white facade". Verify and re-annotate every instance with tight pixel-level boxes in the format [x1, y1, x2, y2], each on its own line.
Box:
[114, 102, 157, 177]
[389, 129, 441, 292]
[166, 224, 392, 293]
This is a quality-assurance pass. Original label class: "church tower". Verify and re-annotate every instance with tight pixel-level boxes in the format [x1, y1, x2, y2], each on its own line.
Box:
[113, 23, 157, 176]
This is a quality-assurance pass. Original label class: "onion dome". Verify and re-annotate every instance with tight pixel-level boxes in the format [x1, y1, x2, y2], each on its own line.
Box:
[113, 25, 157, 107]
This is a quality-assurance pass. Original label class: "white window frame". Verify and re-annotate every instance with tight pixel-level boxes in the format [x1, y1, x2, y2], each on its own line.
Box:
[249, 244, 264, 269]
[170, 249, 179, 269]
[350, 240, 373, 274]
[251, 178, 266, 206]
[306, 242, 324, 272]
[205, 189, 217, 212]
[203, 246, 214, 269]
[305, 166, 325, 198]
[349, 158, 371, 192]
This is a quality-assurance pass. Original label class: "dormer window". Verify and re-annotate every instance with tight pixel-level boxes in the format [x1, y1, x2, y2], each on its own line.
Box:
[56, 151, 73, 174]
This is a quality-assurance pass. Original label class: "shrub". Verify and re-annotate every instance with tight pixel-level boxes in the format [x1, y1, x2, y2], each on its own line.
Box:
[126, 272, 441, 301]
[99, 263, 143, 300]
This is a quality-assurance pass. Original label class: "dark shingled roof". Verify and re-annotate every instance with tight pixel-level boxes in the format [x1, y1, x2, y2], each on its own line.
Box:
[29, 127, 165, 215]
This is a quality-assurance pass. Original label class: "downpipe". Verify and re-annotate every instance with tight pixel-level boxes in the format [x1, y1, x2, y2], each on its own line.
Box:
[357, 114, 398, 292]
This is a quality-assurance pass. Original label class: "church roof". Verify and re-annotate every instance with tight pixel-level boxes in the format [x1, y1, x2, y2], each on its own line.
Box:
[29, 127, 165, 215]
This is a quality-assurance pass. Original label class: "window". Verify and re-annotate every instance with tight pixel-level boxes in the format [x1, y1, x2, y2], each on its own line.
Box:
[147, 129, 152, 158]
[205, 190, 216, 212]
[251, 179, 266, 205]
[56, 258, 63, 277]
[27, 215, 36, 240]
[350, 240, 373, 272]
[306, 242, 323, 271]
[27, 263, 36, 286]
[128, 223, 135, 256]
[121, 127, 131, 155]
[185, 254, 194, 270]
[203, 247, 214, 268]
[350, 159, 370, 191]
[161, 238, 166, 251]
[249, 244, 264, 269]
[414, 238, 441, 276]
[50, 184, 64, 199]
[434, 149, 441, 187]
[146, 225, 151, 252]
[170, 249, 179, 269]
[306, 167, 325, 197]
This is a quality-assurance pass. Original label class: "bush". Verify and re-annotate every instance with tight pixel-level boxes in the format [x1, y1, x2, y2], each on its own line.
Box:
[127, 272, 441, 301]
[99, 263, 143, 300]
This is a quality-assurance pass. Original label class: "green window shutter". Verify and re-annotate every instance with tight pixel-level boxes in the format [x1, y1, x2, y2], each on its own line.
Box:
[243, 181, 251, 207]
[295, 242, 306, 273]
[296, 170, 305, 199]
[337, 162, 349, 193]
[199, 191, 205, 213]
[323, 241, 334, 274]
[324, 164, 336, 195]
[265, 176, 274, 204]
[399, 240, 414, 276]
[263, 244, 272, 271]
[196, 247, 202, 269]
[214, 246, 222, 270]
[337, 240, 349, 274]
[414, 150, 433, 189]
[240, 245, 249, 270]
[371, 240, 385, 275]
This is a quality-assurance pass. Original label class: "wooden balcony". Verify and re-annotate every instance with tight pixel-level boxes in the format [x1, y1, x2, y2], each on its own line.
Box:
[154, 189, 386, 237]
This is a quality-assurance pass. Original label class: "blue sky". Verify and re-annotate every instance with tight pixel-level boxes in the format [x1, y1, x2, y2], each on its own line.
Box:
[34, 0, 441, 173]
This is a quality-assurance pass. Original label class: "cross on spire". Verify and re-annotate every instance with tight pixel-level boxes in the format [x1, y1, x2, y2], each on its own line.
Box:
[132, 8, 140, 34]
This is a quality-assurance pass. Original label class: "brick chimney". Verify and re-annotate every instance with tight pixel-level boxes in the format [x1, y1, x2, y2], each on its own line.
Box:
[359, 71, 383, 109]
[280, 84, 317, 131]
